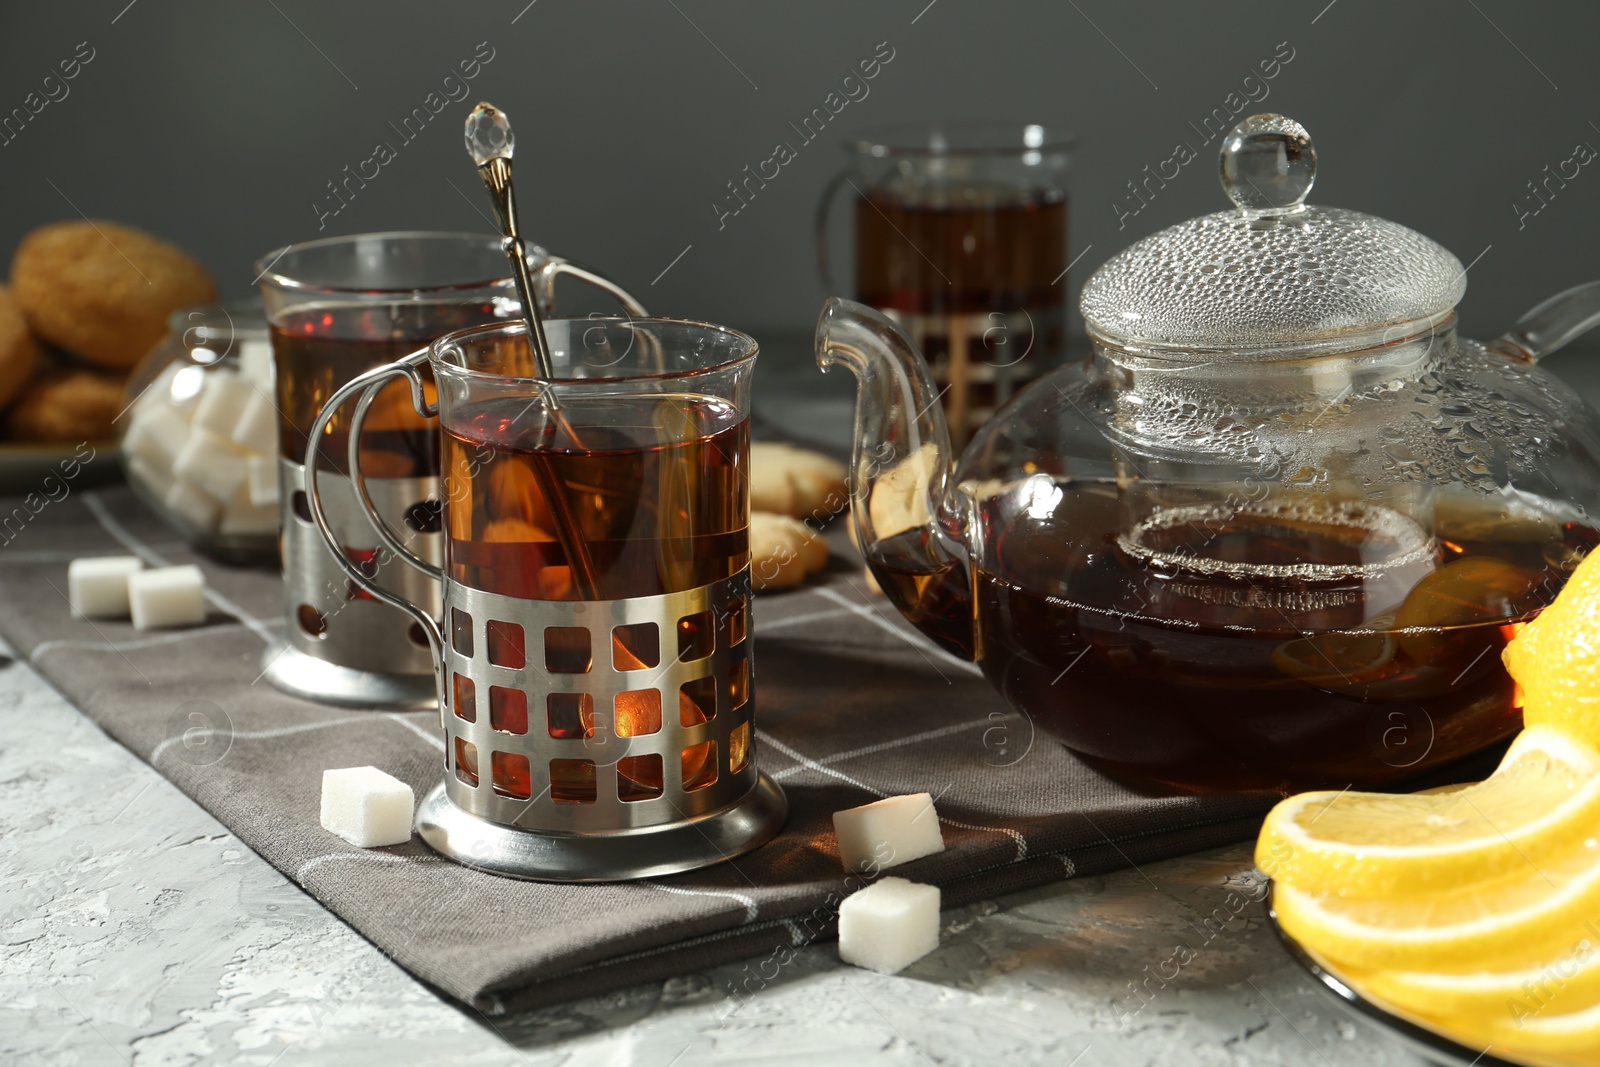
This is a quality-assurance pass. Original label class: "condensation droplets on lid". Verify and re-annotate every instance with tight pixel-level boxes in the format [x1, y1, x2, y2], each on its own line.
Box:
[1079, 114, 1467, 356]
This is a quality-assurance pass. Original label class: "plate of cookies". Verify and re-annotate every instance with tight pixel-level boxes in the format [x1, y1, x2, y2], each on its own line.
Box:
[0, 219, 216, 494]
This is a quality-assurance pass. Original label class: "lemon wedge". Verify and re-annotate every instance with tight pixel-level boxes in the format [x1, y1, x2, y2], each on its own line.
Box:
[1257, 727, 1600, 898]
[1505, 547, 1600, 748]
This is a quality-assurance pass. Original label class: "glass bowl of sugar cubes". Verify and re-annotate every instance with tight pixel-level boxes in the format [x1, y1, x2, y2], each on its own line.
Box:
[119, 301, 279, 563]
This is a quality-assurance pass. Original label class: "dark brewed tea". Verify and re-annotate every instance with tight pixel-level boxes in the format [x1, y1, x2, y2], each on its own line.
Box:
[442, 392, 748, 800]
[442, 394, 747, 600]
[870, 479, 1597, 793]
[273, 302, 507, 475]
[854, 189, 1067, 445]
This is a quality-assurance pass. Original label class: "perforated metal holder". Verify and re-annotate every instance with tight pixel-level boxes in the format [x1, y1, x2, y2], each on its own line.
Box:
[262, 459, 440, 709]
[417, 566, 786, 881]
[255, 229, 649, 713]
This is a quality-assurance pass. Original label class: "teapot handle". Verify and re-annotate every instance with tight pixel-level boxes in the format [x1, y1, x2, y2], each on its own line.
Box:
[1485, 281, 1600, 362]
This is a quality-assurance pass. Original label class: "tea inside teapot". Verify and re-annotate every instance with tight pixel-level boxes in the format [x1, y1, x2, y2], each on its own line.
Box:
[938, 474, 1591, 793]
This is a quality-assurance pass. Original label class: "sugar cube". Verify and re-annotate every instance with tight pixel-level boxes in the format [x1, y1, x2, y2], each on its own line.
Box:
[67, 556, 143, 618]
[163, 478, 221, 531]
[320, 766, 415, 848]
[166, 365, 206, 418]
[833, 792, 946, 874]
[190, 369, 255, 439]
[128, 565, 207, 630]
[127, 455, 176, 504]
[838, 877, 941, 975]
[237, 338, 275, 390]
[230, 388, 277, 454]
[246, 455, 278, 507]
[219, 486, 278, 535]
[173, 430, 250, 503]
[123, 410, 192, 470]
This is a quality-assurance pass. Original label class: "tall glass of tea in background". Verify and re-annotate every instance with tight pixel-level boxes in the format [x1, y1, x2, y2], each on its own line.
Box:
[818, 123, 1072, 448]
[303, 317, 785, 881]
[255, 231, 643, 709]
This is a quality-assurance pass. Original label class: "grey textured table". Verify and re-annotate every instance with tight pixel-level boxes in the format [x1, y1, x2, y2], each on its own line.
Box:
[0, 636, 1435, 1066]
[19, 342, 1600, 1066]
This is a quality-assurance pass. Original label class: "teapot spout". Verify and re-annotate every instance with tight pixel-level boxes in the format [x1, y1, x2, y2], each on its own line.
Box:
[1485, 280, 1600, 362]
[815, 298, 974, 659]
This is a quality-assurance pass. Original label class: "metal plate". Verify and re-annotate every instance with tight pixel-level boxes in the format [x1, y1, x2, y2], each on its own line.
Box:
[1267, 891, 1533, 1067]
[259, 640, 439, 710]
[415, 773, 786, 882]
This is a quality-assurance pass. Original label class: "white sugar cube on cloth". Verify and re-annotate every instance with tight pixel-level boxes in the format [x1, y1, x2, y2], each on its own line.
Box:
[320, 766, 415, 848]
[128, 565, 207, 630]
[230, 388, 277, 453]
[838, 877, 941, 975]
[833, 792, 946, 873]
[67, 556, 142, 618]
[246, 455, 279, 507]
[190, 368, 255, 438]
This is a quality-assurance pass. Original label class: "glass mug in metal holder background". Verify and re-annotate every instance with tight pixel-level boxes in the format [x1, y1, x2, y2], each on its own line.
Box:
[256, 232, 645, 709]
[816, 123, 1073, 449]
[304, 317, 786, 881]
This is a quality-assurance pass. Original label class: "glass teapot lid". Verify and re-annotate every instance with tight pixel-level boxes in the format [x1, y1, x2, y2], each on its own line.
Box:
[1080, 114, 1466, 357]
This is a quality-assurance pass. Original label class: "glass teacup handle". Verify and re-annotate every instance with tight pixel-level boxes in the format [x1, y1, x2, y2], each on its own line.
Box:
[302, 349, 443, 660]
[540, 257, 646, 316]
[1484, 281, 1600, 363]
[526, 245, 648, 317]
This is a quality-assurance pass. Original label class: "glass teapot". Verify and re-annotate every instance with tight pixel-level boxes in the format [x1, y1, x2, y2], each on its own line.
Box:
[817, 113, 1600, 795]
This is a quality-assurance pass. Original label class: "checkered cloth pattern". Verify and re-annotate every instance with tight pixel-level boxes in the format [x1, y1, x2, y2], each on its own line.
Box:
[0, 485, 1273, 1012]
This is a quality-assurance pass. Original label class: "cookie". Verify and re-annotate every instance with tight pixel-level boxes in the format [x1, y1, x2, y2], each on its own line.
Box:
[11, 220, 216, 370]
[0, 284, 40, 411]
[750, 511, 829, 590]
[5, 369, 124, 442]
[751, 442, 848, 520]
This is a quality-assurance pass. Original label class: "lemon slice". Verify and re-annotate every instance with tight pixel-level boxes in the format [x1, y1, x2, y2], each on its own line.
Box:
[1275, 833, 1600, 971]
[1363, 934, 1600, 1024]
[1475, 996, 1600, 1057]
[1270, 629, 1400, 697]
[1257, 727, 1600, 897]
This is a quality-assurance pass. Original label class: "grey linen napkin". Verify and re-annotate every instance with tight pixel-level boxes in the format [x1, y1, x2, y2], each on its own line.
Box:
[0, 485, 1273, 1012]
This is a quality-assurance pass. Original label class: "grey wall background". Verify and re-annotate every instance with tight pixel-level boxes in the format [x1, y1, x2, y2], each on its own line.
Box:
[2, 0, 1598, 369]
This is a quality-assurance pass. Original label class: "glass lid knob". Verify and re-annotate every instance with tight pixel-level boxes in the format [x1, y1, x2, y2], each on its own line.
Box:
[1219, 113, 1316, 217]
[465, 101, 514, 165]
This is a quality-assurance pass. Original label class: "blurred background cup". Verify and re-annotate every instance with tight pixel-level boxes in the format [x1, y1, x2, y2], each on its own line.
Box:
[817, 122, 1073, 447]
[254, 231, 522, 708]
[253, 231, 645, 709]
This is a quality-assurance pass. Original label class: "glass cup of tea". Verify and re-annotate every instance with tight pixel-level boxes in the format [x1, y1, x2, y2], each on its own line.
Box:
[817, 122, 1073, 449]
[254, 231, 644, 709]
[302, 317, 785, 881]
